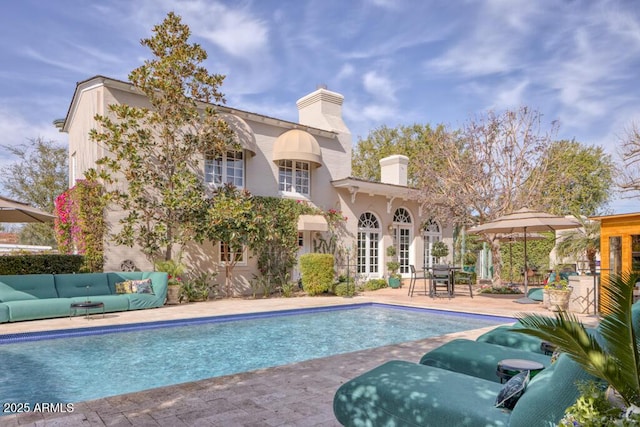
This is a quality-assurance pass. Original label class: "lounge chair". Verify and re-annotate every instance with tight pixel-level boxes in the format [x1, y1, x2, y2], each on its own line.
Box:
[419, 338, 551, 382]
[333, 353, 595, 427]
[475, 323, 548, 354]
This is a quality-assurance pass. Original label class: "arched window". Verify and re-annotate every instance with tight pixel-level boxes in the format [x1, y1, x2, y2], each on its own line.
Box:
[357, 212, 380, 276]
[422, 218, 442, 269]
[392, 208, 412, 274]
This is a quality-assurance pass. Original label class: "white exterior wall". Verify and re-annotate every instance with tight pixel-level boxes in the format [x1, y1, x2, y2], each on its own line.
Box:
[62, 77, 453, 295]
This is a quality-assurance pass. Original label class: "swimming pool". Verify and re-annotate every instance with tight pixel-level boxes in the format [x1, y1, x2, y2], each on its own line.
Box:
[0, 303, 513, 412]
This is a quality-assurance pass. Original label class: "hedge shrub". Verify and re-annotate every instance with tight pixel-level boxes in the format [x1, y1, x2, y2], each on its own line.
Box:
[300, 253, 334, 296]
[363, 278, 388, 291]
[0, 254, 85, 275]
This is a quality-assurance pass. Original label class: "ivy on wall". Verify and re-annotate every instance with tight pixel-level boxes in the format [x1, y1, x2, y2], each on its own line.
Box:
[54, 179, 106, 272]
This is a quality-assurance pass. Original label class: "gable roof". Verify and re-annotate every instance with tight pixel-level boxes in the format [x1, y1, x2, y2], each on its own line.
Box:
[60, 75, 338, 140]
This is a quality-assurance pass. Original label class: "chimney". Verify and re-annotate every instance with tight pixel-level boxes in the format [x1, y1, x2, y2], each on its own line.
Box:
[296, 86, 348, 133]
[380, 155, 409, 186]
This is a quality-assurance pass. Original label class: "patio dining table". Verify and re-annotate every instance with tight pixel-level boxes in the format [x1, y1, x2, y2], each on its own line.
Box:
[409, 265, 461, 297]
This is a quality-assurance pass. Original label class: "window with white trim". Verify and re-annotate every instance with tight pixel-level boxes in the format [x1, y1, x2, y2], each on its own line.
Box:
[205, 151, 244, 188]
[393, 208, 412, 274]
[278, 160, 310, 195]
[422, 218, 442, 269]
[357, 212, 380, 275]
[219, 241, 246, 264]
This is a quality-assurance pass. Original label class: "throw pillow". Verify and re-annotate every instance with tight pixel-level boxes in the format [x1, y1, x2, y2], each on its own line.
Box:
[131, 278, 154, 294]
[115, 281, 134, 294]
[495, 370, 529, 410]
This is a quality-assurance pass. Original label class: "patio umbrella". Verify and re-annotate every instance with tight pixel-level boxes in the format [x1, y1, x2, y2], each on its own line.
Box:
[468, 208, 581, 304]
[0, 195, 55, 223]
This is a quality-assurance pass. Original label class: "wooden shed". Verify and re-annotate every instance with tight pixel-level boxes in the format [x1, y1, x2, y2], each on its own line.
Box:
[590, 212, 640, 311]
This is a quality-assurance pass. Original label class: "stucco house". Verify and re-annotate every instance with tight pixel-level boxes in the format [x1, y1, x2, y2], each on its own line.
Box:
[59, 75, 453, 295]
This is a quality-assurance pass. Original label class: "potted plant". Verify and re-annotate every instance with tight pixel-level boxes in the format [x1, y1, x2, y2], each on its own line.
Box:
[544, 272, 571, 311]
[155, 259, 186, 304]
[386, 245, 401, 288]
[431, 241, 449, 264]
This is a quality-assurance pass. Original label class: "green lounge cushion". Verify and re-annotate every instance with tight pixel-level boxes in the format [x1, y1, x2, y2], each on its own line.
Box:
[0, 304, 9, 323]
[476, 324, 546, 353]
[333, 360, 510, 427]
[508, 354, 597, 426]
[419, 338, 551, 382]
[3, 298, 74, 322]
[54, 273, 111, 298]
[0, 274, 57, 299]
[0, 282, 38, 302]
[527, 288, 544, 301]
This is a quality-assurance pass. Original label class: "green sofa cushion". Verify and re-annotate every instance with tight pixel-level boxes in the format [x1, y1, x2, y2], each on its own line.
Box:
[3, 298, 74, 322]
[0, 304, 9, 323]
[0, 274, 57, 299]
[419, 338, 551, 382]
[0, 282, 38, 302]
[54, 273, 112, 298]
[333, 360, 510, 427]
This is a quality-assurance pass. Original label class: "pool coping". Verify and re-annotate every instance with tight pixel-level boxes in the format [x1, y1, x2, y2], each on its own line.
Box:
[0, 302, 515, 345]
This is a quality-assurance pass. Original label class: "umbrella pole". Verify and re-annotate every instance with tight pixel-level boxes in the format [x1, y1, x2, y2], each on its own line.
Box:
[523, 229, 528, 294]
[515, 227, 538, 304]
[508, 240, 514, 285]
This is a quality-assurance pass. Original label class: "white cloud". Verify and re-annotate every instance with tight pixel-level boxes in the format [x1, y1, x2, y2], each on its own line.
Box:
[362, 71, 397, 103]
[336, 64, 356, 81]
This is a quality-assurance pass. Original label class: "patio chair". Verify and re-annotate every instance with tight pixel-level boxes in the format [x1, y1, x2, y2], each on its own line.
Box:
[430, 264, 452, 298]
[408, 265, 428, 297]
[454, 270, 474, 298]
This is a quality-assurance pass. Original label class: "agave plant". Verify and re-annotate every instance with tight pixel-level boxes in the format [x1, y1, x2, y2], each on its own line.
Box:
[515, 271, 640, 407]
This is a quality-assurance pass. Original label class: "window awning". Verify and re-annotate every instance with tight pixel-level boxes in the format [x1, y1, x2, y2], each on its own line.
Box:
[273, 129, 322, 167]
[297, 214, 328, 231]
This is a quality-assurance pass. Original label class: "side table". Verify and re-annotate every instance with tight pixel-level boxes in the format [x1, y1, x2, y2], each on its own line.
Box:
[496, 358, 545, 383]
[70, 301, 105, 319]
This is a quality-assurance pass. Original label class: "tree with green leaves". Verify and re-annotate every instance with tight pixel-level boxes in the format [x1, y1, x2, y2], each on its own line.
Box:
[351, 123, 447, 185]
[198, 184, 259, 297]
[89, 12, 236, 263]
[0, 137, 68, 247]
[535, 140, 614, 216]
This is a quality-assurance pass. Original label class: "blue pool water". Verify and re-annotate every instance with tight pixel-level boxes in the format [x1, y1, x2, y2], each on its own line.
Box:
[0, 303, 512, 410]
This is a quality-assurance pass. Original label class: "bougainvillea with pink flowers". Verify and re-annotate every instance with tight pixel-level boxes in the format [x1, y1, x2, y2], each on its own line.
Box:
[54, 179, 105, 272]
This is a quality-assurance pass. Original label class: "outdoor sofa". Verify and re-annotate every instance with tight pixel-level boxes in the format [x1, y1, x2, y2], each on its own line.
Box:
[0, 272, 168, 322]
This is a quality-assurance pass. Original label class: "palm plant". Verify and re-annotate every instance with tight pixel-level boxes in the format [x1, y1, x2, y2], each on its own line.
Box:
[515, 271, 640, 408]
[555, 216, 600, 275]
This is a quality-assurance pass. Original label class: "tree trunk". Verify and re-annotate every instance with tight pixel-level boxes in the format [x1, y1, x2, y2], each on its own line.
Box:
[490, 240, 502, 287]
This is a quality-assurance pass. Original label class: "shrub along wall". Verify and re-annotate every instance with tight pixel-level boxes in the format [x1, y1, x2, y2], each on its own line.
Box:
[299, 253, 334, 296]
[0, 254, 85, 275]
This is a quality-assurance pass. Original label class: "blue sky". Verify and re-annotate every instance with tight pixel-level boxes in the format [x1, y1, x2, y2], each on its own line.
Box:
[1, 0, 639, 213]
